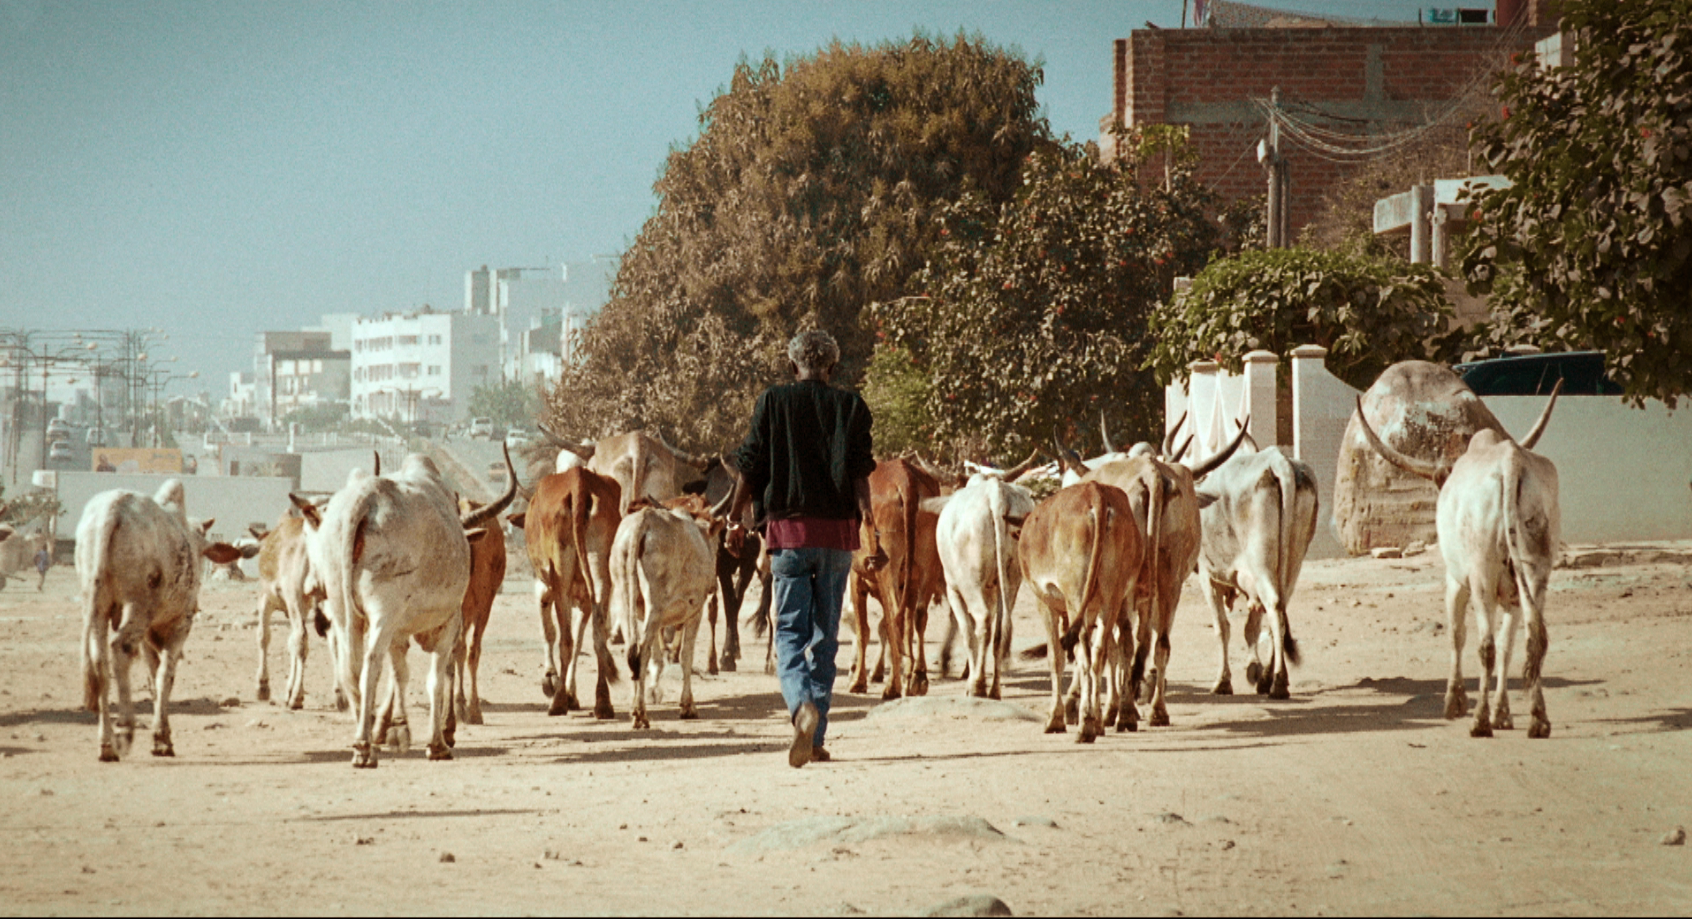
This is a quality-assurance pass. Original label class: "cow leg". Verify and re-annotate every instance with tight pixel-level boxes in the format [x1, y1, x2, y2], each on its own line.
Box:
[150, 627, 188, 757]
[285, 598, 310, 710]
[254, 594, 274, 702]
[1115, 611, 1139, 732]
[1259, 586, 1293, 700]
[426, 622, 459, 760]
[590, 598, 618, 721]
[1469, 582, 1499, 739]
[537, 581, 560, 699]
[846, 574, 871, 693]
[108, 602, 148, 759]
[1148, 610, 1174, 728]
[678, 613, 702, 720]
[1204, 579, 1234, 695]
[1041, 607, 1067, 734]
[1241, 603, 1269, 694]
[86, 600, 118, 762]
[881, 606, 904, 701]
[465, 612, 486, 726]
[721, 556, 754, 671]
[705, 593, 719, 676]
[548, 599, 578, 717]
[629, 627, 655, 730]
[1077, 619, 1106, 743]
[1443, 576, 1471, 721]
[1491, 602, 1517, 731]
[909, 599, 933, 697]
[351, 626, 393, 768]
[384, 643, 413, 754]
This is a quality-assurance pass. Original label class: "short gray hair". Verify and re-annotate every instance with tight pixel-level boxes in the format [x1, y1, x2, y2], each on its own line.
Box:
[787, 329, 840, 375]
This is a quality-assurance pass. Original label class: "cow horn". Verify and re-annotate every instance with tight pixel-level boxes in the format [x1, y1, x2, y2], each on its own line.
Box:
[707, 487, 734, 520]
[1000, 450, 1042, 481]
[1162, 411, 1188, 457]
[461, 442, 518, 529]
[539, 419, 594, 459]
[1187, 418, 1251, 481]
[1518, 377, 1564, 450]
[910, 453, 953, 484]
[1099, 410, 1117, 455]
[372, 450, 380, 477]
[653, 429, 711, 470]
[1354, 396, 1449, 485]
[1170, 433, 1193, 463]
[1052, 428, 1090, 477]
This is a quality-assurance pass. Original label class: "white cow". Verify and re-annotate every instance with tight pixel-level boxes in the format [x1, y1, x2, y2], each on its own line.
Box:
[926, 457, 1039, 700]
[77, 480, 241, 761]
[1193, 447, 1320, 699]
[1357, 381, 1563, 738]
[612, 495, 725, 729]
[295, 455, 492, 767]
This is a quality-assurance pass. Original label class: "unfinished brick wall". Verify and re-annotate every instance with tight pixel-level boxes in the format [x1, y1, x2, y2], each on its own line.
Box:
[1103, 24, 1553, 232]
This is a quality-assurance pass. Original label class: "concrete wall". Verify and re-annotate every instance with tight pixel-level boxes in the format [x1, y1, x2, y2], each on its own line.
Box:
[52, 472, 297, 547]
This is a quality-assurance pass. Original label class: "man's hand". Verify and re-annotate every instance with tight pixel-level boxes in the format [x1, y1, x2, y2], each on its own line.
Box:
[725, 522, 747, 556]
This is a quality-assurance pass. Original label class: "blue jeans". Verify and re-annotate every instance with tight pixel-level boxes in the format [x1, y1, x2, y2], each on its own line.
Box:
[770, 547, 854, 747]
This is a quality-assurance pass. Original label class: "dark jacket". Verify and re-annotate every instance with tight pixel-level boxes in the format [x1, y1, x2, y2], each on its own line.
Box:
[734, 380, 875, 524]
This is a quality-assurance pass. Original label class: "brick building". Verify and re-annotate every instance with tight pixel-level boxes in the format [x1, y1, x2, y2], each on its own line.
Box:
[1101, 0, 1558, 234]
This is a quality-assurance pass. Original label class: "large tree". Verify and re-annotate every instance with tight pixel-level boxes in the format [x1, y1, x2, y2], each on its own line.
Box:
[547, 34, 1048, 449]
[1462, 0, 1692, 406]
[872, 134, 1220, 459]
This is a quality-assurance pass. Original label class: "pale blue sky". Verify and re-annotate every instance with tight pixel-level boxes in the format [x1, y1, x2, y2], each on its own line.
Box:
[0, 0, 1428, 392]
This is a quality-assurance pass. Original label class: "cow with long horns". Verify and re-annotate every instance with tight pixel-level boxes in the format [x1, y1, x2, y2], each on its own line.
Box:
[1357, 379, 1564, 739]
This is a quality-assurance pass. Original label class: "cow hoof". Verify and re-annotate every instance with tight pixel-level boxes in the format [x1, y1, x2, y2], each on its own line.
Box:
[910, 673, 929, 697]
[1493, 712, 1514, 731]
[115, 728, 134, 758]
[547, 697, 571, 717]
[351, 744, 376, 768]
[1150, 710, 1171, 728]
[1045, 721, 1066, 735]
[880, 686, 902, 702]
[466, 710, 483, 726]
[1212, 678, 1233, 695]
[719, 658, 736, 673]
[679, 708, 699, 721]
[594, 703, 616, 721]
[289, 697, 304, 711]
[1064, 698, 1079, 726]
[389, 723, 411, 754]
[631, 714, 650, 730]
[99, 745, 120, 763]
[707, 660, 718, 676]
[152, 739, 174, 757]
[1528, 719, 1551, 739]
[1444, 689, 1469, 720]
[1117, 718, 1137, 733]
[1470, 722, 1493, 738]
[1077, 719, 1100, 743]
[848, 679, 867, 694]
[427, 743, 452, 761]
[541, 673, 559, 699]
[256, 681, 271, 702]
[1245, 661, 1262, 686]
[334, 692, 349, 713]
[1269, 683, 1290, 701]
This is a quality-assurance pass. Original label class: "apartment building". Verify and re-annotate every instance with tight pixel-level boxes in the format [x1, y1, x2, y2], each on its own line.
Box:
[349, 306, 499, 423]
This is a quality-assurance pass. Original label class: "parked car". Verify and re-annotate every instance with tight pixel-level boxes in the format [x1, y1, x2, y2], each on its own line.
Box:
[86, 426, 107, 447]
[46, 419, 72, 443]
[487, 460, 509, 485]
[467, 417, 495, 439]
[48, 441, 74, 462]
[505, 428, 534, 448]
[1454, 350, 1621, 397]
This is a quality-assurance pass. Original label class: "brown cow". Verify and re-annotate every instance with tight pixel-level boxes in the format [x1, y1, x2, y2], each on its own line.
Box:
[1018, 481, 1143, 742]
[845, 458, 944, 699]
[541, 425, 711, 515]
[510, 466, 623, 719]
[451, 443, 519, 725]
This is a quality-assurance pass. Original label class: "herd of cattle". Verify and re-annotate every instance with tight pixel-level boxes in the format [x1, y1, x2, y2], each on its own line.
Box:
[61, 364, 1568, 765]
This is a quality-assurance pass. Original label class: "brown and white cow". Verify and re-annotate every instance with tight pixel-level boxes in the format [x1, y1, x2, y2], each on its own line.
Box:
[509, 466, 624, 719]
[251, 510, 334, 710]
[1018, 481, 1143, 742]
[613, 493, 728, 728]
[1194, 446, 1320, 699]
[78, 480, 243, 761]
[451, 443, 520, 725]
[541, 424, 712, 515]
[294, 456, 489, 767]
[846, 458, 945, 699]
[1358, 381, 1563, 738]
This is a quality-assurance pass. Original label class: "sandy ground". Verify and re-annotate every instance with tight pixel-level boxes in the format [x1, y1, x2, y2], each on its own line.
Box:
[1, 541, 1689, 916]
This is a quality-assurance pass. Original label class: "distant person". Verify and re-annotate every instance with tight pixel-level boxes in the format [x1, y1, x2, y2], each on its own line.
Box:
[34, 543, 49, 591]
[726, 329, 885, 768]
[183, 454, 199, 475]
[95, 454, 115, 472]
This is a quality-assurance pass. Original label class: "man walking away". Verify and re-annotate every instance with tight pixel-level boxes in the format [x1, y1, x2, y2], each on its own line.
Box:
[728, 329, 885, 768]
[34, 540, 50, 591]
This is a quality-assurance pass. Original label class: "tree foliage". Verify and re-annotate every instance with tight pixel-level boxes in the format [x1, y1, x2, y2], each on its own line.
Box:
[280, 402, 350, 433]
[469, 379, 542, 429]
[546, 34, 1048, 450]
[1146, 247, 1463, 391]
[872, 138, 1220, 459]
[1462, 0, 1692, 406]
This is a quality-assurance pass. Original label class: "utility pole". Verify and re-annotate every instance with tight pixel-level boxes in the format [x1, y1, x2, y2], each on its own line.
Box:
[1260, 87, 1291, 248]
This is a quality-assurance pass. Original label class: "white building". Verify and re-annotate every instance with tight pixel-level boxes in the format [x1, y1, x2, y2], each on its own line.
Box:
[349, 306, 499, 423]
[221, 371, 255, 419]
[464, 260, 611, 385]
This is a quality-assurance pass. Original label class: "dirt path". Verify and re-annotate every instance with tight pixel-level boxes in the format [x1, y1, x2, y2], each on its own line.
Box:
[1, 545, 1688, 915]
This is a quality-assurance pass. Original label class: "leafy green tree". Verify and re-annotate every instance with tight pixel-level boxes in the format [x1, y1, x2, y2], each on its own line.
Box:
[469, 379, 542, 429]
[872, 137, 1219, 458]
[1146, 247, 1463, 391]
[1462, 0, 1692, 406]
[281, 402, 350, 433]
[859, 344, 932, 457]
[546, 33, 1048, 449]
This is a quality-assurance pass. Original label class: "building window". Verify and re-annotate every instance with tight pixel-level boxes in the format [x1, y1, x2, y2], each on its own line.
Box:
[428, 365, 441, 376]
[428, 335, 442, 345]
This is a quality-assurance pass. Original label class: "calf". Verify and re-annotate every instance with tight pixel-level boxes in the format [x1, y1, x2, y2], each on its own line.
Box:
[452, 443, 519, 725]
[1193, 447, 1319, 698]
[613, 495, 727, 728]
[1358, 381, 1563, 738]
[251, 511, 338, 710]
[1018, 481, 1142, 741]
[78, 480, 242, 761]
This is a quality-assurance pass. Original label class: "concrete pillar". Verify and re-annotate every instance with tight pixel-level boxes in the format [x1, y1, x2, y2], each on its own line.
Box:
[1187, 360, 1219, 458]
[1409, 184, 1434, 264]
[1290, 344, 1360, 559]
[1243, 350, 1278, 450]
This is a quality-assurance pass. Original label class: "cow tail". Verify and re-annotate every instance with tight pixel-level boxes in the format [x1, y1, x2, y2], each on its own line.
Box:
[1274, 455, 1301, 667]
[621, 517, 644, 676]
[572, 491, 596, 614]
[81, 508, 122, 712]
[1143, 471, 1166, 628]
[1076, 497, 1107, 633]
[331, 493, 373, 711]
[1502, 452, 1541, 613]
[989, 484, 1013, 666]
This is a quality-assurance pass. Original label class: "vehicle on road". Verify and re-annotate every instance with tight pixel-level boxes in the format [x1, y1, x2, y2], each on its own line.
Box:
[468, 417, 495, 439]
[86, 426, 107, 447]
[1455, 350, 1620, 397]
[48, 441, 74, 462]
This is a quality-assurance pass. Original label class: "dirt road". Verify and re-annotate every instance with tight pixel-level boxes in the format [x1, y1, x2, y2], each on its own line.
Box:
[1, 543, 1688, 915]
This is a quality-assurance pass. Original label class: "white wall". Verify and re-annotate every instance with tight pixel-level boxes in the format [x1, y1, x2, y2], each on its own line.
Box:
[53, 472, 297, 547]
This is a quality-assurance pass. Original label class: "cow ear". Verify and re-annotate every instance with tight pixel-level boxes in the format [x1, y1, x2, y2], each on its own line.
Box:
[290, 493, 322, 529]
[199, 518, 216, 535]
[202, 543, 243, 565]
[1194, 492, 1220, 509]
[506, 512, 526, 530]
[464, 527, 489, 544]
[919, 496, 951, 515]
